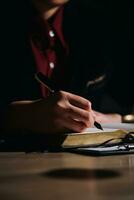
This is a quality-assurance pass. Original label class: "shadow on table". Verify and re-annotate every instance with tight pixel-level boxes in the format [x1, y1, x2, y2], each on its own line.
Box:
[42, 168, 121, 180]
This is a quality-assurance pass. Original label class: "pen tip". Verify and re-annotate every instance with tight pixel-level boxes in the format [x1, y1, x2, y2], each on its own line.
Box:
[94, 121, 103, 130]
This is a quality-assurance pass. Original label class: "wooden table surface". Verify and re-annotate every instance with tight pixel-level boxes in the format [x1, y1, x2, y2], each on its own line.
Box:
[0, 152, 134, 200]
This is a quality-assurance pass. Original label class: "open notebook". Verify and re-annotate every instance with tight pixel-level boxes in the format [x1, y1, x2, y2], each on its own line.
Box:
[0, 123, 134, 153]
[61, 123, 134, 155]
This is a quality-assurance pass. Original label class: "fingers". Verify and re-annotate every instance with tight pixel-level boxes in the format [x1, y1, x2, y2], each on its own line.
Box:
[67, 92, 92, 111]
[55, 91, 95, 130]
[57, 117, 87, 133]
[55, 105, 95, 132]
[66, 104, 94, 127]
[46, 91, 95, 133]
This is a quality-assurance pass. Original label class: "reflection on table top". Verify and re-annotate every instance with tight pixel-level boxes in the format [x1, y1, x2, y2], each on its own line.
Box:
[0, 152, 134, 200]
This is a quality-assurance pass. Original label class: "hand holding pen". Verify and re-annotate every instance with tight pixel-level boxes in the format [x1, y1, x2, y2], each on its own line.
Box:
[35, 72, 103, 132]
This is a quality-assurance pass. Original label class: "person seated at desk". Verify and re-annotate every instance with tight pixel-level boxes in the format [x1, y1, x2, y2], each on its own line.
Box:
[0, 0, 134, 135]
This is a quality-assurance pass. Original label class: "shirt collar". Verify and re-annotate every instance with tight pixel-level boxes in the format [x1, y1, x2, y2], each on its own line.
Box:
[30, 6, 67, 51]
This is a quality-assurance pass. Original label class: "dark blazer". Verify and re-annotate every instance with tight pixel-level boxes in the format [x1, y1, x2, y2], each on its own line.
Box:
[1, 0, 134, 127]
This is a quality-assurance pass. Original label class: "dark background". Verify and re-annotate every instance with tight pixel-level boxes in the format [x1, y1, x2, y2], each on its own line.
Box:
[1, 0, 134, 112]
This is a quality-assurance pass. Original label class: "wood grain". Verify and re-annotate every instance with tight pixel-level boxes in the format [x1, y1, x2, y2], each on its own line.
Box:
[0, 152, 134, 200]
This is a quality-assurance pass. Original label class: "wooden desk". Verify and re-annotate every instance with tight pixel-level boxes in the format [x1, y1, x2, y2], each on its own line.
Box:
[0, 152, 134, 200]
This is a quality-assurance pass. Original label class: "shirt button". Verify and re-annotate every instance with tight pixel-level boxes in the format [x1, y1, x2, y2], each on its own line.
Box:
[49, 62, 55, 69]
[49, 30, 55, 38]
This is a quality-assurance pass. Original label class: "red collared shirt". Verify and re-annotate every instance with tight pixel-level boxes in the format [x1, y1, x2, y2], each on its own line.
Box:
[30, 7, 69, 97]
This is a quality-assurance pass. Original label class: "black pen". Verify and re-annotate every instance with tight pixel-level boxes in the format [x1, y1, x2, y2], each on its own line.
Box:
[35, 72, 103, 131]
